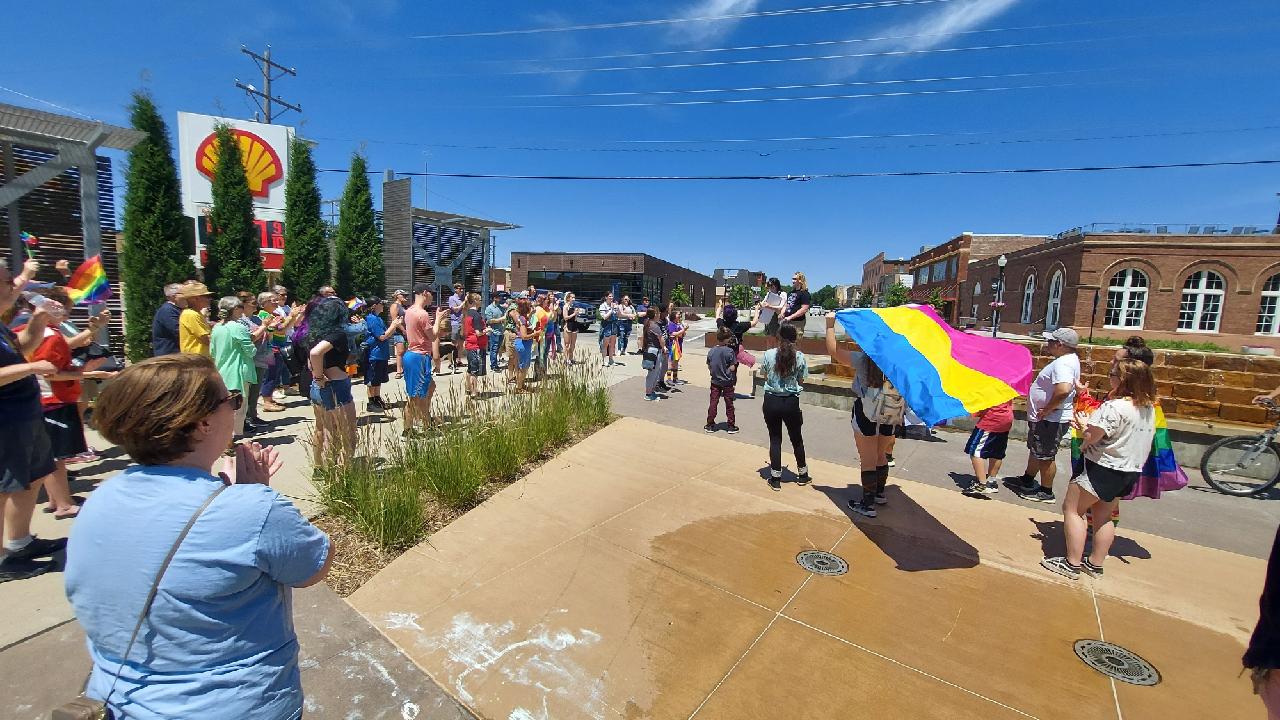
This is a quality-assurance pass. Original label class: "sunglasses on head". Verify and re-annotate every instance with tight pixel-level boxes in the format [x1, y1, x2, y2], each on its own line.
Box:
[220, 390, 243, 412]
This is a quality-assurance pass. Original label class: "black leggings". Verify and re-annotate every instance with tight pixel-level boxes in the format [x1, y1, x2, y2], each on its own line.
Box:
[763, 393, 806, 472]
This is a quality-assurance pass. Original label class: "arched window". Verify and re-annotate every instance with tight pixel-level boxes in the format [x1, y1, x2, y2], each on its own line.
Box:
[1045, 270, 1064, 330]
[1178, 270, 1225, 332]
[1020, 274, 1036, 324]
[1104, 269, 1148, 329]
[1257, 274, 1280, 334]
[970, 281, 982, 321]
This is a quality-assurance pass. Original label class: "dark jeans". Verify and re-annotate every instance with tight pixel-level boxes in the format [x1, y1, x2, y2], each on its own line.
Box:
[247, 365, 266, 421]
[708, 383, 735, 425]
[261, 351, 283, 396]
[763, 392, 805, 472]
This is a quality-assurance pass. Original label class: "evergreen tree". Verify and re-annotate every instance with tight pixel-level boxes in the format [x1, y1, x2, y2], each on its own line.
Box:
[333, 153, 383, 298]
[856, 288, 875, 307]
[669, 282, 692, 308]
[281, 137, 329, 300]
[203, 124, 264, 297]
[119, 91, 195, 361]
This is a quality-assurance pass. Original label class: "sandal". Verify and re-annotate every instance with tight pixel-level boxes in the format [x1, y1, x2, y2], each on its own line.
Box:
[52, 507, 80, 520]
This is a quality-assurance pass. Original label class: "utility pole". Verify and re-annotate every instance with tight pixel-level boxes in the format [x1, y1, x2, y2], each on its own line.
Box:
[235, 45, 300, 124]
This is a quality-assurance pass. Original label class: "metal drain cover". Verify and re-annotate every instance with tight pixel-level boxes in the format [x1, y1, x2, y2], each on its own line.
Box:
[1073, 640, 1160, 686]
[796, 550, 848, 576]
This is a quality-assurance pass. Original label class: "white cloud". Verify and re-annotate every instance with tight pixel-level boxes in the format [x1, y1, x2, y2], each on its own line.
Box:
[667, 0, 762, 45]
[830, 0, 1023, 78]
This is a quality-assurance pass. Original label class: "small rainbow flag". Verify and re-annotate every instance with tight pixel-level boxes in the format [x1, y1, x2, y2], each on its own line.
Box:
[835, 305, 1033, 426]
[66, 255, 110, 305]
[20, 231, 37, 258]
[347, 297, 365, 311]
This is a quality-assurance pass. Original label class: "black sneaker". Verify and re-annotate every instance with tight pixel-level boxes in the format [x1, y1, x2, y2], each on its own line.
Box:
[1040, 556, 1081, 580]
[1081, 559, 1104, 577]
[1007, 476, 1040, 495]
[1025, 488, 1057, 504]
[704, 423, 716, 433]
[5, 536, 67, 562]
[670, 386, 684, 393]
[886, 454, 896, 468]
[795, 470, 811, 486]
[874, 492, 888, 506]
[768, 475, 782, 492]
[0, 557, 56, 584]
[726, 425, 740, 434]
[849, 500, 877, 518]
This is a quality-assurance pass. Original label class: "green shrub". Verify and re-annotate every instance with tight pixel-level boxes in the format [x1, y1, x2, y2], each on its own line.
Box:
[1084, 336, 1231, 353]
[311, 357, 613, 550]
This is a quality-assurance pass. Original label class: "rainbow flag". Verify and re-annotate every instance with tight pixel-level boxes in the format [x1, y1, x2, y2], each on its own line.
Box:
[834, 305, 1032, 426]
[347, 297, 365, 311]
[66, 255, 110, 305]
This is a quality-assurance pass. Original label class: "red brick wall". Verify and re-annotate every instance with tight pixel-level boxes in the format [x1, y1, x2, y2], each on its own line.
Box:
[509, 252, 713, 306]
[969, 233, 1280, 350]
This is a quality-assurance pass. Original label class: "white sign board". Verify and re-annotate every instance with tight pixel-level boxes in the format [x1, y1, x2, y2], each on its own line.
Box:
[177, 112, 293, 222]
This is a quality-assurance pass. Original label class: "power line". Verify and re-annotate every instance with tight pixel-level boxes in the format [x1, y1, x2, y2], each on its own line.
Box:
[0, 85, 97, 120]
[499, 80, 1098, 109]
[316, 158, 1280, 182]
[378, 123, 1280, 154]
[516, 68, 1091, 98]
[411, 0, 954, 40]
[493, 37, 1109, 76]
[496, 18, 1121, 64]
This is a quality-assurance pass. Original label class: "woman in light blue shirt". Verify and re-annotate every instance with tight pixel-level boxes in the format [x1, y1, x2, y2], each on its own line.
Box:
[65, 354, 331, 720]
[757, 324, 809, 491]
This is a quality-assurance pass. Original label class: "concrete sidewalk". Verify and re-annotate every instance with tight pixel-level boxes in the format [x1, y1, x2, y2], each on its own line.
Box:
[349, 416, 1262, 719]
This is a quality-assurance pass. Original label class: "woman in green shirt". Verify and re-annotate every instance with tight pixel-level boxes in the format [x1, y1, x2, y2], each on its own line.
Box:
[210, 296, 257, 438]
[757, 324, 809, 491]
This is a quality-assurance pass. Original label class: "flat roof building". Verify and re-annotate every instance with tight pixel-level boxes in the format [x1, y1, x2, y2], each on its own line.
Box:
[511, 252, 714, 307]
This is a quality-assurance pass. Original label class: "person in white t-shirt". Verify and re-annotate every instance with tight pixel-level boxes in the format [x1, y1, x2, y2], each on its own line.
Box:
[757, 277, 785, 351]
[1011, 327, 1081, 504]
[1041, 358, 1156, 580]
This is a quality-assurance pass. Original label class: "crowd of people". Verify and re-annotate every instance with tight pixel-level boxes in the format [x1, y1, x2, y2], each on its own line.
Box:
[4, 254, 1277, 716]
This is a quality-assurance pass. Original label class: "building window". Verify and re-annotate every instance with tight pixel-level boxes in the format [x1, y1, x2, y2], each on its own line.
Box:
[970, 281, 981, 321]
[1104, 269, 1148, 329]
[915, 267, 928, 286]
[1258, 274, 1280, 334]
[1045, 270, 1064, 330]
[1177, 270, 1225, 332]
[930, 261, 947, 284]
[1020, 274, 1036, 324]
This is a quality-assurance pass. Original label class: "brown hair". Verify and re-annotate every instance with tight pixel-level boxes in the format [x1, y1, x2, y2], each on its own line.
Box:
[236, 291, 256, 305]
[44, 286, 72, 308]
[95, 354, 226, 465]
[1113, 358, 1156, 408]
[863, 355, 886, 388]
[776, 323, 798, 378]
[516, 298, 532, 316]
[716, 326, 732, 344]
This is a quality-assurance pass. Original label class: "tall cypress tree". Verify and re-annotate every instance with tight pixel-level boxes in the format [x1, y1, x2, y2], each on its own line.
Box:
[280, 137, 329, 300]
[333, 153, 383, 298]
[203, 124, 264, 297]
[119, 91, 195, 361]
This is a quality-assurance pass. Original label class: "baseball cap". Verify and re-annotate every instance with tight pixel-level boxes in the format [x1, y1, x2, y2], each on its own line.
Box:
[366, 296, 384, 307]
[413, 282, 433, 296]
[1042, 327, 1080, 348]
[178, 282, 214, 298]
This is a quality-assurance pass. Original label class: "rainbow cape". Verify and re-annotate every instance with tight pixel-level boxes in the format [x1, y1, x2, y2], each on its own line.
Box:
[66, 255, 110, 305]
[834, 305, 1032, 426]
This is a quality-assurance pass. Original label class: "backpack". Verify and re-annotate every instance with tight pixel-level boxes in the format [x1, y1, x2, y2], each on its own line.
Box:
[865, 381, 906, 426]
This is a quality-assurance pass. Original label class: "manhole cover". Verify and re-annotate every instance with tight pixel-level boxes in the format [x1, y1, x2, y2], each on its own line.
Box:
[1073, 640, 1160, 686]
[796, 550, 848, 576]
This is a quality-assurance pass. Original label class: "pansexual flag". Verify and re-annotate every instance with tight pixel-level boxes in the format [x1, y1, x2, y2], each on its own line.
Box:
[66, 255, 110, 305]
[834, 305, 1032, 426]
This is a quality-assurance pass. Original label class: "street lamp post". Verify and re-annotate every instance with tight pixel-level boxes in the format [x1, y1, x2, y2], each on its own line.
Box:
[991, 254, 1008, 338]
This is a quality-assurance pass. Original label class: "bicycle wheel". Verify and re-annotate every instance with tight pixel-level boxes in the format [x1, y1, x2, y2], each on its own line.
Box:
[1201, 435, 1280, 496]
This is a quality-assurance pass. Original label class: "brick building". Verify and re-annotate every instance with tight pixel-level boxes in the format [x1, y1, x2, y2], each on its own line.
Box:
[966, 224, 1280, 350]
[859, 252, 909, 304]
[511, 252, 715, 307]
[906, 233, 1049, 324]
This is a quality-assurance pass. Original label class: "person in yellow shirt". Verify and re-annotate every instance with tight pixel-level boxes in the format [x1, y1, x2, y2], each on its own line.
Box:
[178, 282, 214, 356]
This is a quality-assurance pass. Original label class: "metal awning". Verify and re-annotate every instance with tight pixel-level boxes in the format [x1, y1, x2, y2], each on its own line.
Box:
[0, 102, 145, 150]
[412, 208, 520, 231]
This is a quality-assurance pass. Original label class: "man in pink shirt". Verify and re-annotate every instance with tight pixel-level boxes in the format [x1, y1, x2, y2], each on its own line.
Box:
[403, 284, 438, 432]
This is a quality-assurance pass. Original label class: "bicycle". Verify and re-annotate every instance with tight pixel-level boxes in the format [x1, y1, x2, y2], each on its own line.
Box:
[1200, 399, 1280, 496]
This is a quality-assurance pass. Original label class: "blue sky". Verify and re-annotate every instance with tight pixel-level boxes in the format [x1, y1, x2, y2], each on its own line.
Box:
[5, 0, 1279, 288]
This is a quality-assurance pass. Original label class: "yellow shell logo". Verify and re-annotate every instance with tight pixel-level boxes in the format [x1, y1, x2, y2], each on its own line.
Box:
[195, 129, 284, 198]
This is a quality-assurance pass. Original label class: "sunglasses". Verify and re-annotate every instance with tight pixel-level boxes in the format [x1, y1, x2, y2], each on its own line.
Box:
[220, 390, 243, 412]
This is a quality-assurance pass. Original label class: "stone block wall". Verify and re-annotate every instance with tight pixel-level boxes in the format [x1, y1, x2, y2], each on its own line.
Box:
[1016, 341, 1279, 426]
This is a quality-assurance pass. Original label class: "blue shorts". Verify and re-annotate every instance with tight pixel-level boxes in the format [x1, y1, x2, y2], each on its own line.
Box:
[600, 321, 617, 338]
[310, 377, 354, 411]
[514, 339, 533, 369]
[965, 428, 1010, 459]
[391, 333, 405, 346]
[402, 351, 433, 398]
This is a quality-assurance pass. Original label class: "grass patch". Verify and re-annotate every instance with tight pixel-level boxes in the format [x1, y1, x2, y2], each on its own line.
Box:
[311, 358, 613, 558]
[1084, 336, 1232, 353]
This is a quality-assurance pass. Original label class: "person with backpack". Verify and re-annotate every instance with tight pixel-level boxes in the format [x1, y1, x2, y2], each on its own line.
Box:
[825, 311, 904, 517]
[758, 324, 809, 491]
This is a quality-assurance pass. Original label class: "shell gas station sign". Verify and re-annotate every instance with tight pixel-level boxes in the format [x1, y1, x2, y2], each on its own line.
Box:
[177, 112, 293, 271]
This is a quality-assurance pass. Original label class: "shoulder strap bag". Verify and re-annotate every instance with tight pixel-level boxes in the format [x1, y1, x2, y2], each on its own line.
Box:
[53, 484, 228, 720]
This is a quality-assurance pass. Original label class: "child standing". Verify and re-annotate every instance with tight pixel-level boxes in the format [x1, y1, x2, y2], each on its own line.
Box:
[706, 327, 740, 434]
[960, 399, 1013, 495]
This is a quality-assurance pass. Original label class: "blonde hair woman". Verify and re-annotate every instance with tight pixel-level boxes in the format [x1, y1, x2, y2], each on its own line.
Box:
[781, 271, 811, 336]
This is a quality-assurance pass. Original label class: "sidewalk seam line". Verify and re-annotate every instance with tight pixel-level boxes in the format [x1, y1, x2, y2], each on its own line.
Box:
[1091, 584, 1125, 720]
